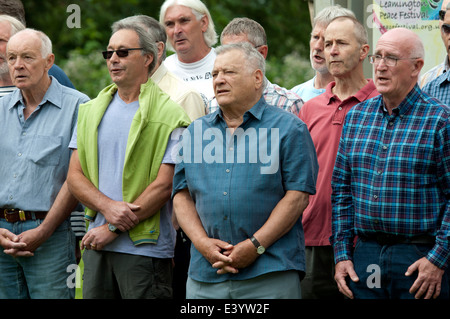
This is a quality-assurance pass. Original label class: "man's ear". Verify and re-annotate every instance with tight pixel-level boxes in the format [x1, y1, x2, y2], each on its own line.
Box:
[45, 53, 55, 72]
[254, 69, 264, 90]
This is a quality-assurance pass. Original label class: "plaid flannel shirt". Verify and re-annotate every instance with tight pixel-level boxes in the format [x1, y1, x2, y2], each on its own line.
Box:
[331, 85, 450, 269]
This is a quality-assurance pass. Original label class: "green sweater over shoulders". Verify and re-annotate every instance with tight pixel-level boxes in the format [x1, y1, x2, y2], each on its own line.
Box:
[77, 78, 191, 245]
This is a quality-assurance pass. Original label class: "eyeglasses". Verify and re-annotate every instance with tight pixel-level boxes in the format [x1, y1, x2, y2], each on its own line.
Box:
[442, 23, 450, 35]
[102, 48, 143, 59]
[439, 10, 446, 21]
[368, 54, 419, 67]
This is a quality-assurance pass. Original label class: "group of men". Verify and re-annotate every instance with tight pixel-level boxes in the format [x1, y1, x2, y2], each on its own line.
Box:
[0, 0, 449, 301]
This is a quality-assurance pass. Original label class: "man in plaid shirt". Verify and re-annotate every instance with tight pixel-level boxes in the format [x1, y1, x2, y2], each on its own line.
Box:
[331, 28, 450, 299]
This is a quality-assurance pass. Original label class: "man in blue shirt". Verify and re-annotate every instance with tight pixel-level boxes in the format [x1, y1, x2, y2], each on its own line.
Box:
[0, 29, 89, 298]
[423, 68, 450, 105]
[331, 28, 450, 299]
[172, 42, 318, 299]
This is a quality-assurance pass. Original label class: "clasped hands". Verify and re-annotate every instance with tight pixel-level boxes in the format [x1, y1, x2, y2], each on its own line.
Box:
[198, 237, 259, 275]
[0, 228, 41, 257]
[81, 201, 140, 251]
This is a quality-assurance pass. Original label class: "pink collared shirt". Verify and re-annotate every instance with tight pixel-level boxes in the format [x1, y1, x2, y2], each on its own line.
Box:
[299, 79, 379, 246]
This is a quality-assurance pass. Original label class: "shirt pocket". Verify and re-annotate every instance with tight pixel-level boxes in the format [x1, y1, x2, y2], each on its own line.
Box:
[28, 135, 63, 166]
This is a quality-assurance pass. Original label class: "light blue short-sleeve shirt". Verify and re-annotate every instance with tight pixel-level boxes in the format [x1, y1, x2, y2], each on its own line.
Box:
[0, 77, 89, 211]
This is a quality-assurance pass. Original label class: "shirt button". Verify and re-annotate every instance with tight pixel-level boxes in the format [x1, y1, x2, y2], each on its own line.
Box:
[226, 169, 230, 173]
[383, 145, 388, 150]
[223, 192, 228, 196]
[373, 195, 378, 199]
[338, 107, 342, 110]
[377, 170, 382, 175]
[229, 147, 233, 151]
[389, 122, 394, 126]
[17, 153, 22, 157]
[223, 215, 228, 220]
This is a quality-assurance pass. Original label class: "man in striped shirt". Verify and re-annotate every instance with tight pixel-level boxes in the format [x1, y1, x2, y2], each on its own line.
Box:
[331, 28, 450, 299]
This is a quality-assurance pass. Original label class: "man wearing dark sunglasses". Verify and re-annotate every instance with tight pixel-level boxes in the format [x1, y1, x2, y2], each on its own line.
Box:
[419, 0, 450, 87]
[67, 18, 191, 299]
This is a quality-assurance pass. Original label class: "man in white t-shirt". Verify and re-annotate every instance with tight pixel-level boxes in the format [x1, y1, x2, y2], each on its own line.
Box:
[159, 0, 218, 105]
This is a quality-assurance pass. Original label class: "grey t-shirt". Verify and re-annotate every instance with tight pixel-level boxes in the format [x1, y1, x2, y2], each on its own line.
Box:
[69, 92, 179, 258]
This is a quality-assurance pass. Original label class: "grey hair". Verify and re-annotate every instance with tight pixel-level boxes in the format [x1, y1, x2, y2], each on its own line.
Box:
[215, 42, 267, 87]
[159, 0, 218, 51]
[313, 4, 356, 27]
[220, 17, 266, 47]
[8, 28, 52, 58]
[0, 14, 25, 36]
[111, 17, 158, 74]
[118, 15, 168, 61]
[328, 16, 368, 45]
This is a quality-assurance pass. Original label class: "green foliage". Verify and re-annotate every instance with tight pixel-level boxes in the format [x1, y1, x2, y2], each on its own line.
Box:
[60, 50, 111, 98]
[22, 0, 314, 94]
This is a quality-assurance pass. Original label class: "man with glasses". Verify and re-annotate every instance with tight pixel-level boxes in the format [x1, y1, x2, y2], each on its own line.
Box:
[331, 27, 450, 299]
[297, 16, 379, 299]
[67, 18, 191, 298]
[207, 17, 304, 116]
[419, 0, 450, 87]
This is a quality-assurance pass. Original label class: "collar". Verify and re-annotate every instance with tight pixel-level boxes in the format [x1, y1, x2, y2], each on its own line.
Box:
[8, 76, 63, 110]
[324, 79, 376, 104]
[208, 96, 267, 124]
[381, 84, 421, 116]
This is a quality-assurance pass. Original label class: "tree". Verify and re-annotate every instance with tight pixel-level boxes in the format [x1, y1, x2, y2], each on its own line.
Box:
[22, 0, 313, 92]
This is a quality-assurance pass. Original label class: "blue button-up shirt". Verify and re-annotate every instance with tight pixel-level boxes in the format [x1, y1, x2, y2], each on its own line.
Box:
[173, 98, 318, 283]
[331, 85, 450, 269]
[422, 68, 450, 106]
[0, 77, 89, 211]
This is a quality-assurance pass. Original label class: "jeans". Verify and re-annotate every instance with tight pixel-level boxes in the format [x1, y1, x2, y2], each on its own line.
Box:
[348, 238, 449, 299]
[0, 218, 76, 299]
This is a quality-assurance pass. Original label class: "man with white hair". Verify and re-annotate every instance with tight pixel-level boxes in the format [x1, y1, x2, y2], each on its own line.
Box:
[0, 28, 89, 299]
[0, 14, 24, 95]
[160, 0, 217, 105]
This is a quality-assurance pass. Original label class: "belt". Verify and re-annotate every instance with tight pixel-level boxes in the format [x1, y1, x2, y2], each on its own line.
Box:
[359, 233, 435, 246]
[1, 209, 47, 223]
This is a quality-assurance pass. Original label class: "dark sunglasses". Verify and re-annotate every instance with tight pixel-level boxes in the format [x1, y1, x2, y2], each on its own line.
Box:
[102, 48, 143, 59]
[440, 10, 446, 21]
[442, 23, 450, 34]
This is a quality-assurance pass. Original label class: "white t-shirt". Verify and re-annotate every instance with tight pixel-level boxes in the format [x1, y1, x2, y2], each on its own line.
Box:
[164, 48, 216, 105]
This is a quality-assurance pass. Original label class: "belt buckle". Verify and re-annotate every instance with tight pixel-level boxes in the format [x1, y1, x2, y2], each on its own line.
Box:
[3, 209, 26, 222]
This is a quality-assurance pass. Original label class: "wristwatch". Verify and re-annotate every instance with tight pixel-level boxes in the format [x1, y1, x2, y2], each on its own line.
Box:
[250, 236, 265, 255]
[108, 223, 122, 235]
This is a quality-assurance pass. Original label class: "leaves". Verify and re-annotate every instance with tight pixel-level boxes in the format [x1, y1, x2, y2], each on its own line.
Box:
[22, 0, 313, 91]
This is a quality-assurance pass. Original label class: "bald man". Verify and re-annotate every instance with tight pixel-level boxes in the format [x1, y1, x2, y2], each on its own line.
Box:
[330, 28, 450, 299]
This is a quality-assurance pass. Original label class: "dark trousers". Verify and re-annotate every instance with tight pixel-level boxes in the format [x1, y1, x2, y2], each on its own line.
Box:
[83, 250, 173, 299]
[301, 246, 343, 299]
